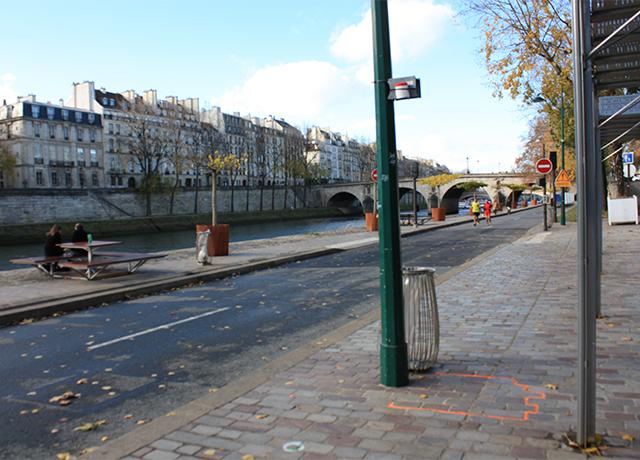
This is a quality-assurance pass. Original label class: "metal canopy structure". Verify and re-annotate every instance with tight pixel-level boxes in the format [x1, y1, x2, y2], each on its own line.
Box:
[572, 0, 640, 446]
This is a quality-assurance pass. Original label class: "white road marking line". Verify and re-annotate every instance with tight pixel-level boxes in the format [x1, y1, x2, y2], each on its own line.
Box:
[87, 307, 230, 351]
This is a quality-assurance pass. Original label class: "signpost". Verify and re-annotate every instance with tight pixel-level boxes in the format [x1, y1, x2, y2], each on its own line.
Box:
[536, 158, 553, 175]
[622, 152, 633, 164]
[371, 168, 378, 182]
[555, 169, 572, 188]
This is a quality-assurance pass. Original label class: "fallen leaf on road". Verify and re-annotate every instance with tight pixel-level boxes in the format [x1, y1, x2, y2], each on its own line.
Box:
[73, 423, 98, 432]
[136, 419, 146, 425]
[27, 391, 36, 396]
[208, 388, 218, 393]
[419, 394, 429, 399]
[31, 409, 39, 414]
[201, 449, 216, 457]
[104, 368, 112, 372]
[123, 414, 133, 420]
[545, 383, 559, 390]
[622, 337, 633, 342]
[241, 455, 255, 460]
[49, 391, 80, 406]
[168, 371, 175, 376]
[255, 414, 268, 420]
[101, 386, 112, 391]
[56, 453, 73, 460]
[51, 428, 59, 434]
[108, 392, 116, 396]
[166, 412, 177, 417]
[623, 434, 635, 442]
[100, 436, 109, 442]
[76, 378, 88, 385]
[158, 384, 166, 389]
[20, 318, 34, 325]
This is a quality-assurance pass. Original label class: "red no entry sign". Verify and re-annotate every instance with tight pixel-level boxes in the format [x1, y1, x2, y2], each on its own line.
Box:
[536, 158, 553, 174]
[371, 168, 378, 182]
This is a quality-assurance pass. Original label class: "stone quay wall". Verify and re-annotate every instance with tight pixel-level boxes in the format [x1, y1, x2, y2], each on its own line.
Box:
[0, 187, 321, 225]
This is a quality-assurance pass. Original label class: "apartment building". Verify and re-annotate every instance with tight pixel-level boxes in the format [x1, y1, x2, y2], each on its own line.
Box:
[0, 95, 103, 189]
[306, 126, 363, 182]
[69, 81, 201, 189]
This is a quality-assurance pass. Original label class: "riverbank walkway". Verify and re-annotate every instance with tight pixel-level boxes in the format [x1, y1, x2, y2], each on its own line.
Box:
[79, 217, 640, 459]
[0, 209, 530, 324]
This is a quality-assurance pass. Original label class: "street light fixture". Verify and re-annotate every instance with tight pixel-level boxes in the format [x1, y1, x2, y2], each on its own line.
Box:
[531, 92, 567, 226]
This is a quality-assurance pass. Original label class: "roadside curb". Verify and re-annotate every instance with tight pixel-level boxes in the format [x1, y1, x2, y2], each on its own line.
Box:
[82, 208, 542, 460]
[0, 206, 540, 326]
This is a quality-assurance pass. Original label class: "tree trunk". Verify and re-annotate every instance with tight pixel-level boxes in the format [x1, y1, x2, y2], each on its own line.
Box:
[602, 160, 609, 211]
[271, 179, 276, 210]
[211, 173, 217, 226]
[194, 168, 199, 214]
[169, 178, 179, 215]
[303, 184, 308, 208]
[245, 184, 250, 212]
[283, 172, 288, 210]
[610, 150, 626, 198]
[259, 182, 264, 211]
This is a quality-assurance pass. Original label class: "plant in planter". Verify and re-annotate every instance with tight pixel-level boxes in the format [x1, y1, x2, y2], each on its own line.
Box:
[418, 173, 460, 221]
[529, 185, 543, 205]
[199, 150, 241, 258]
[501, 183, 528, 209]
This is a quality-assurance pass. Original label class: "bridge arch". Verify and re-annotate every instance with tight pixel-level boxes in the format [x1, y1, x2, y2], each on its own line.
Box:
[398, 187, 428, 211]
[327, 191, 364, 214]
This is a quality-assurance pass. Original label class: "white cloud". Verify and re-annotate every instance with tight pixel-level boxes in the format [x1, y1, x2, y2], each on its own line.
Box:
[217, 61, 357, 124]
[330, 0, 454, 77]
[0, 73, 17, 103]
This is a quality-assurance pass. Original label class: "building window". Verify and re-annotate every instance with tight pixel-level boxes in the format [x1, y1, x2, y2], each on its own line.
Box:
[117, 176, 123, 186]
[111, 175, 116, 186]
[51, 171, 58, 186]
[34, 123, 40, 137]
[116, 124, 121, 135]
[110, 98, 116, 107]
[64, 171, 72, 187]
[79, 172, 85, 188]
[90, 129, 96, 142]
[91, 172, 98, 187]
[77, 127, 83, 141]
[63, 147, 71, 162]
[88, 113, 95, 124]
[32, 105, 40, 118]
[108, 138, 114, 152]
[36, 170, 44, 185]
[74, 111, 83, 123]
[62, 109, 69, 121]
[108, 123, 114, 134]
[102, 97, 108, 106]
[48, 124, 55, 139]
[90, 149, 98, 166]
[47, 107, 55, 120]
[34, 144, 42, 164]
[77, 148, 85, 166]
[128, 160, 135, 173]
[63, 126, 69, 140]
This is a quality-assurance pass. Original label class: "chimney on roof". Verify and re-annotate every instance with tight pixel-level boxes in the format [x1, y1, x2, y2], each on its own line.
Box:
[143, 89, 158, 106]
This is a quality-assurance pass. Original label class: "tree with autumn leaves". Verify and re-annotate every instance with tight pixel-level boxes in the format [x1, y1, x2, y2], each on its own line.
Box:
[464, 0, 576, 175]
[206, 148, 240, 227]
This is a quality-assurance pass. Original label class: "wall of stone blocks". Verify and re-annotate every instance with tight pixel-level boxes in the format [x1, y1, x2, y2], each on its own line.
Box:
[0, 187, 320, 225]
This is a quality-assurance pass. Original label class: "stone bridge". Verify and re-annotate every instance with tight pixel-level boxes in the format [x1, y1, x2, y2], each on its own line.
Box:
[310, 173, 537, 214]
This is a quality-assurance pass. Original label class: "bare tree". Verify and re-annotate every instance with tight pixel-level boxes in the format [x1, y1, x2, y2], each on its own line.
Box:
[353, 141, 376, 181]
[165, 123, 188, 215]
[126, 105, 168, 216]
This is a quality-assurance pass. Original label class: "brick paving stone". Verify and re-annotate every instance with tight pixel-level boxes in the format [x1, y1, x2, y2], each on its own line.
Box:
[333, 446, 367, 459]
[357, 438, 395, 453]
[142, 450, 179, 460]
[300, 440, 334, 455]
[176, 445, 201, 456]
[150, 440, 182, 452]
[191, 425, 222, 436]
[132, 447, 153, 458]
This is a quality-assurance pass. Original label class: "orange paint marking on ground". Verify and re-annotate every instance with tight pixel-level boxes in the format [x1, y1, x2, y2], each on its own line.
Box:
[387, 372, 546, 422]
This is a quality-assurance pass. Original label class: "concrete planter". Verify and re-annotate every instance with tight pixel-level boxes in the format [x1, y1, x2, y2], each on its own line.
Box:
[196, 224, 230, 256]
[365, 212, 378, 232]
[431, 207, 446, 221]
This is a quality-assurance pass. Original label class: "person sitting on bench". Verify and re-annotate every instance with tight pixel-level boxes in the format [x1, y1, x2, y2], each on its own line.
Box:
[43, 224, 65, 271]
[70, 223, 89, 257]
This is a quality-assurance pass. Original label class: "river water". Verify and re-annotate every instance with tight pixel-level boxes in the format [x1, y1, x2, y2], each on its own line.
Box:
[0, 216, 366, 272]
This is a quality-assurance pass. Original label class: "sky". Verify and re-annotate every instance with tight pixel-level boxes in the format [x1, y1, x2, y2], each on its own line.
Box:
[0, 0, 534, 173]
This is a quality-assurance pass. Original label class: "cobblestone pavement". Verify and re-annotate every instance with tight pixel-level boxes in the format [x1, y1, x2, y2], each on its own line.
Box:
[86, 223, 640, 460]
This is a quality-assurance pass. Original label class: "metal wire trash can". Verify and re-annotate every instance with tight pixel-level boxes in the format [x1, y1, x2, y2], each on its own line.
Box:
[195, 229, 210, 265]
[402, 266, 439, 371]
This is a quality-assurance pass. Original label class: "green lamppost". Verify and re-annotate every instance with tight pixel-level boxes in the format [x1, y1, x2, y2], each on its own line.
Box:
[371, 0, 408, 387]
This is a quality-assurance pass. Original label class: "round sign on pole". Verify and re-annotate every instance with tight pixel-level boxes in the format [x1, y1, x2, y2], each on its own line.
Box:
[535, 158, 553, 175]
[371, 169, 378, 182]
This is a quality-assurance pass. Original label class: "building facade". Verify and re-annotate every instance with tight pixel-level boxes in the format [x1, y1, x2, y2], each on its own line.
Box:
[0, 96, 103, 189]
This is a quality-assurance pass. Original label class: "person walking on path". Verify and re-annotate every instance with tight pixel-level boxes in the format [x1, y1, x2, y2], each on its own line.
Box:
[484, 200, 492, 225]
[471, 198, 481, 226]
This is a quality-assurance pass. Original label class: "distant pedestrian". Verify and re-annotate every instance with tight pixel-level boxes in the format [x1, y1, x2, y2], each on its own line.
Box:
[484, 200, 492, 225]
[471, 198, 481, 226]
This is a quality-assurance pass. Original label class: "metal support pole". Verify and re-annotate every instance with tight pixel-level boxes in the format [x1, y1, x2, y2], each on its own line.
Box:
[413, 176, 418, 227]
[561, 90, 567, 225]
[371, 0, 408, 387]
[552, 166, 557, 224]
[572, 0, 597, 445]
[543, 178, 548, 231]
[595, 124, 603, 319]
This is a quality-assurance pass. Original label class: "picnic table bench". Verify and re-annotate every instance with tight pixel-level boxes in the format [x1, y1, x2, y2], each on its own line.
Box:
[10, 241, 166, 280]
[399, 212, 429, 226]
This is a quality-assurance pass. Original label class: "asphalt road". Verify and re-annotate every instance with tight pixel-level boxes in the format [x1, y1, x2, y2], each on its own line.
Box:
[0, 209, 542, 459]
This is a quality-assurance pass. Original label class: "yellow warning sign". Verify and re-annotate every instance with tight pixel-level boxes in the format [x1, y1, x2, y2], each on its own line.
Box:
[555, 169, 572, 188]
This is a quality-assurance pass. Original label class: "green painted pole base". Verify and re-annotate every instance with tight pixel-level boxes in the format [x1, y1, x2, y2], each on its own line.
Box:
[380, 343, 409, 386]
